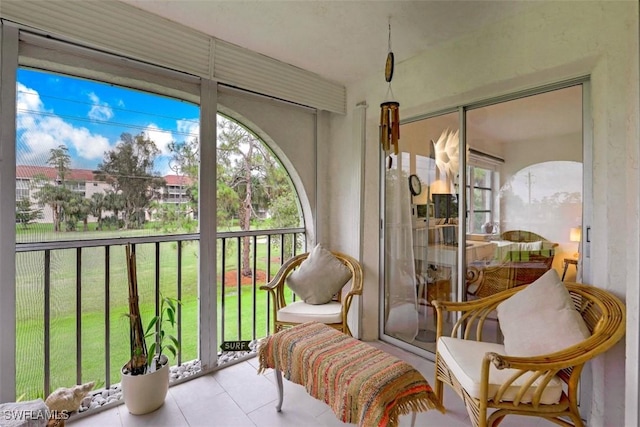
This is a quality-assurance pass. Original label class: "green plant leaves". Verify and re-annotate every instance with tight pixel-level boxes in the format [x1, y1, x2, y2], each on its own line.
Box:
[144, 316, 158, 336]
[147, 342, 157, 366]
[143, 293, 182, 367]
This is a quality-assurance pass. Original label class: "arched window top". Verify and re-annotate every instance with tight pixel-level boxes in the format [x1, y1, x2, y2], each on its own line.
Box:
[501, 161, 582, 205]
[15, 67, 305, 242]
[215, 113, 304, 231]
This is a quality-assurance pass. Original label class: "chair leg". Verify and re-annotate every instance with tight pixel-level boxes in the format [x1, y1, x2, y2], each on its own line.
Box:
[274, 369, 284, 412]
[434, 377, 444, 406]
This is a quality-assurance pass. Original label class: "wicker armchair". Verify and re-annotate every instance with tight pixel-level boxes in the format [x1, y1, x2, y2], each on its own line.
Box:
[466, 262, 516, 298]
[259, 251, 363, 336]
[433, 282, 626, 427]
[467, 230, 558, 297]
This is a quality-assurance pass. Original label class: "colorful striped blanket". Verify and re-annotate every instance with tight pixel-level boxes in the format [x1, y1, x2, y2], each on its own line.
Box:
[258, 322, 444, 426]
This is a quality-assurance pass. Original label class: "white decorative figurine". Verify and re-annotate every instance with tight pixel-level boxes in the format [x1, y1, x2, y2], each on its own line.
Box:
[45, 381, 95, 413]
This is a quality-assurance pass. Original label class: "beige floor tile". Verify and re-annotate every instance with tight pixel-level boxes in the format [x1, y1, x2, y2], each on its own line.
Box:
[180, 392, 255, 427]
[248, 395, 329, 427]
[277, 378, 331, 416]
[245, 355, 262, 371]
[169, 373, 225, 406]
[119, 393, 188, 427]
[314, 408, 351, 426]
[213, 360, 278, 413]
[67, 406, 122, 427]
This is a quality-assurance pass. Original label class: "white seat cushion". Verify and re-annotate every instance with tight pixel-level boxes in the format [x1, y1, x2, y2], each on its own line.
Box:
[438, 337, 563, 405]
[277, 301, 342, 324]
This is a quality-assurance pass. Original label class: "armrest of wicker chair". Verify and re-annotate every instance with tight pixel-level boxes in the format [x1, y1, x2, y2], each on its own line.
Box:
[259, 253, 309, 325]
[433, 282, 626, 427]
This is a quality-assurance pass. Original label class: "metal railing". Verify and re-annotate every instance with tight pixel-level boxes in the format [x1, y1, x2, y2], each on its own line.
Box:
[15, 227, 305, 399]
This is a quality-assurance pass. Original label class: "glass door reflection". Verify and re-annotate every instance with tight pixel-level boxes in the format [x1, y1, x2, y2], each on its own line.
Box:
[382, 85, 584, 355]
[383, 112, 459, 353]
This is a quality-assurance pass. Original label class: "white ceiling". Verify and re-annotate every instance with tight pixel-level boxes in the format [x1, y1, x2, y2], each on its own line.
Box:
[120, 0, 536, 86]
[119, 0, 581, 142]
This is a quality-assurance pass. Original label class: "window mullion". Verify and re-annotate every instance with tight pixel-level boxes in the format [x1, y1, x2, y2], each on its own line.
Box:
[0, 23, 19, 403]
[198, 79, 218, 371]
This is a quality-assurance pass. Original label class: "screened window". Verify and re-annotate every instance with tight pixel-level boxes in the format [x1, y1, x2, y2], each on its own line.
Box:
[15, 67, 202, 399]
[13, 66, 306, 401]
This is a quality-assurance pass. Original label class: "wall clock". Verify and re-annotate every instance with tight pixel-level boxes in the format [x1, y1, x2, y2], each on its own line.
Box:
[408, 174, 421, 196]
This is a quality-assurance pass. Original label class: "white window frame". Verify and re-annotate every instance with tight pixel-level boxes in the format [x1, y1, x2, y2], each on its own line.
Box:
[2, 28, 218, 402]
[465, 162, 500, 234]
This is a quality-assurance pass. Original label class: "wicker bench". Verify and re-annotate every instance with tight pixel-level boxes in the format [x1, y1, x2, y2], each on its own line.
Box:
[258, 322, 443, 427]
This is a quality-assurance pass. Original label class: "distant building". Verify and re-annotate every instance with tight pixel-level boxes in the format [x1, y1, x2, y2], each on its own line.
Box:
[163, 174, 193, 206]
[16, 165, 110, 223]
[15, 165, 191, 223]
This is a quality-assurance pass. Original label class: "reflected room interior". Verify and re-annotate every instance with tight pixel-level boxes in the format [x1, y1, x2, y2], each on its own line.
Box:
[384, 85, 584, 353]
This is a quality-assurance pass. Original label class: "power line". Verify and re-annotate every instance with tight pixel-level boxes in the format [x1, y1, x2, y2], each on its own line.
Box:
[17, 90, 199, 126]
[17, 109, 197, 139]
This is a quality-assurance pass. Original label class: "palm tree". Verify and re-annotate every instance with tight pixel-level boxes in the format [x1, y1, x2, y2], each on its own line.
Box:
[48, 145, 71, 183]
[90, 193, 106, 230]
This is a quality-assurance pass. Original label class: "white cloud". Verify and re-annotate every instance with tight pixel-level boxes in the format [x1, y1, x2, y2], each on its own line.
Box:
[87, 92, 114, 121]
[177, 119, 199, 142]
[16, 83, 113, 165]
[16, 83, 45, 131]
[143, 124, 174, 155]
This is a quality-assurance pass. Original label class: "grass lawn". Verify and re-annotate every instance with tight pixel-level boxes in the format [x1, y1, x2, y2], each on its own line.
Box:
[15, 232, 298, 399]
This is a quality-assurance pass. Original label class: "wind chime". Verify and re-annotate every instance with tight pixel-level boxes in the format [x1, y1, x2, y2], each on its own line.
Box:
[380, 18, 400, 168]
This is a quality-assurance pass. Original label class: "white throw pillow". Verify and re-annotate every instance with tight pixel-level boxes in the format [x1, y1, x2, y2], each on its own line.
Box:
[286, 244, 352, 305]
[497, 269, 591, 357]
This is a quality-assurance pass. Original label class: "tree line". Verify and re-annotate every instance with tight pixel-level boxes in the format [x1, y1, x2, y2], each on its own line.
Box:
[18, 133, 165, 232]
[16, 117, 301, 275]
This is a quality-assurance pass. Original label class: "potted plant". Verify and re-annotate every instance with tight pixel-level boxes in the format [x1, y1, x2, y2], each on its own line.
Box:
[120, 244, 180, 415]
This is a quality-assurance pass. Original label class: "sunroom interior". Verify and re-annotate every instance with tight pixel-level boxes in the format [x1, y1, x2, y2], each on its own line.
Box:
[0, 1, 638, 427]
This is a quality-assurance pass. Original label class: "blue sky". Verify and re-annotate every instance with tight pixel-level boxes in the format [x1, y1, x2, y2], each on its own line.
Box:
[16, 68, 200, 175]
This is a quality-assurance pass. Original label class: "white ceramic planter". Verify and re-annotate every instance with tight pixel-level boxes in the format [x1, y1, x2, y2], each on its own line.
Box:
[120, 362, 169, 415]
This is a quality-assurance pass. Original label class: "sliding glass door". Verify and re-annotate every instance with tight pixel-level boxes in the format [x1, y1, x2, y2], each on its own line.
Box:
[381, 82, 587, 356]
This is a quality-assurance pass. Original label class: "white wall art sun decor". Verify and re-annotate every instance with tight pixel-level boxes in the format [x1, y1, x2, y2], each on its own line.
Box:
[433, 128, 460, 179]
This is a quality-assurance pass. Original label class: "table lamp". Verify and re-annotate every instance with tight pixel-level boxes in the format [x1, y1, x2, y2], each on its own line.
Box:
[570, 227, 581, 259]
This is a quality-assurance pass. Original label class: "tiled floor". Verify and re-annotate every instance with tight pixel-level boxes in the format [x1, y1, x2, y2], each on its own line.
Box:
[67, 341, 551, 427]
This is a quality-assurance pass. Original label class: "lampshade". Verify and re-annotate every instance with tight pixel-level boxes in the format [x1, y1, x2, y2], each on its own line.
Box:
[570, 227, 582, 242]
[430, 179, 453, 195]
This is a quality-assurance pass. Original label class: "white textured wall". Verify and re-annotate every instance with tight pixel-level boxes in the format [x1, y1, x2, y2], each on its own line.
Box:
[330, 2, 639, 426]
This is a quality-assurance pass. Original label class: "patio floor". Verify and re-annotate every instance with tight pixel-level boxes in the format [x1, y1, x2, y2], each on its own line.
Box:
[67, 341, 552, 427]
